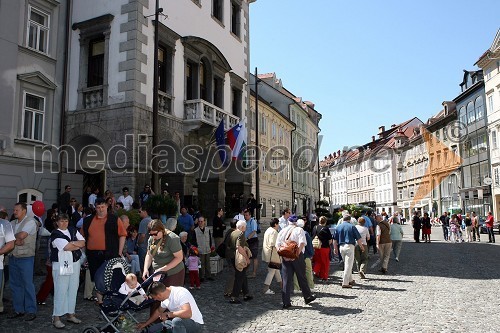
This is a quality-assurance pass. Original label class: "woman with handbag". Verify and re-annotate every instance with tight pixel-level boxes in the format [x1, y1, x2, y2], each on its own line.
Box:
[261, 218, 282, 295]
[49, 214, 85, 329]
[227, 220, 253, 304]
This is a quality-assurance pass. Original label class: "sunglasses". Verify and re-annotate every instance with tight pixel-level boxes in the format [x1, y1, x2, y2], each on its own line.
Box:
[149, 232, 158, 236]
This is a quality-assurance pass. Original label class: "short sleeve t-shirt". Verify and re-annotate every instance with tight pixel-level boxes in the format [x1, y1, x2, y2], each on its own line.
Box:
[148, 231, 184, 275]
[244, 219, 258, 239]
[52, 228, 85, 251]
[160, 287, 204, 325]
[83, 215, 127, 250]
[355, 225, 370, 245]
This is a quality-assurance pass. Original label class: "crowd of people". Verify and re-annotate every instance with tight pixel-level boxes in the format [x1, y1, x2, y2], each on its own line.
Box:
[3, 183, 496, 332]
[411, 210, 497, 244]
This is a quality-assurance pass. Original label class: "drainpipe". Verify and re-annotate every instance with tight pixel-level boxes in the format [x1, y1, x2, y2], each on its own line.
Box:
[290, 119, 296, 213]
[58, 0, 72, 195]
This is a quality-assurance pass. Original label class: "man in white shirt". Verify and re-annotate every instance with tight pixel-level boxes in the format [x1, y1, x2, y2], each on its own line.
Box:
[118, 187, 134, 211]
[278, 208, 291, 231]
[232, 208, 245, 223]
[138, 282, 204, 333]
[275, 215, 316, 309]
[88, 187, 99, 208]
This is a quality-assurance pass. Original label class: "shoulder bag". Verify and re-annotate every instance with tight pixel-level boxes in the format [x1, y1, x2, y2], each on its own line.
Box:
[312, 235, 321, 249]
[216, 229, 232, 258]
[267, 247, 282, 270]
[277, 227, 299, 260]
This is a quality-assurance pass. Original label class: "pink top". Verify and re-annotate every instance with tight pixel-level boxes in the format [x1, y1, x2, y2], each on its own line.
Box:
[187, 255, 200, 271]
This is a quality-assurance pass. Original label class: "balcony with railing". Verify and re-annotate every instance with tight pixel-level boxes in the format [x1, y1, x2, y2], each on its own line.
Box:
[158, 91, 172, 114]
[82, 86, 104, 109]
[184, 99, 239, 131]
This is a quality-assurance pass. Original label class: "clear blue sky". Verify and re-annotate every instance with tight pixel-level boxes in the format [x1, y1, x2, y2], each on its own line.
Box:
[249, 0, 500, 159]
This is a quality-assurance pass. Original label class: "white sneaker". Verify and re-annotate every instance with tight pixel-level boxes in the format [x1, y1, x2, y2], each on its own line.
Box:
[395, 257, 399, 262]
[264, 289, 275, 295]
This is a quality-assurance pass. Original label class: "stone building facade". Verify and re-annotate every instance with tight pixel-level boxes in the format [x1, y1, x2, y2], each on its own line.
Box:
[62, 0, 253, 213]
[0, 0, 69, 208]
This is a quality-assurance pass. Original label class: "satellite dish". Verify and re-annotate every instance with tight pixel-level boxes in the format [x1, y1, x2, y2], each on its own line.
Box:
[484, 177, 493, 186]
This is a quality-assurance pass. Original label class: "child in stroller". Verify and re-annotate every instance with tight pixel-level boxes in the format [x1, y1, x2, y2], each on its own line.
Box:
[119, 273, 148, 305]
[81, 257, 157, 333]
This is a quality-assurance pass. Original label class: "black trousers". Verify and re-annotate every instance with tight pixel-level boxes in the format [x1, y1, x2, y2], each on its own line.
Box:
[413, 228, 421, 242]
[231, 259, 249, 298]
[281, 253, 311, 306]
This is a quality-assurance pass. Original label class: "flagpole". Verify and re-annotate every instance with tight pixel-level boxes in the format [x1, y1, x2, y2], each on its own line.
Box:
[255, 67, 260, 221]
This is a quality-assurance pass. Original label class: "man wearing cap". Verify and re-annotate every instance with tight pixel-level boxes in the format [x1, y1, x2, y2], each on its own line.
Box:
[275, 214, 316, 309]
[333, 214, 365, 288]
[137, 281, 204, 333]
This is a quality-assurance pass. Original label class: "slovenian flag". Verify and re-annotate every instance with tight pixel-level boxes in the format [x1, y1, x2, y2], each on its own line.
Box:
[227, 121, 247, 160]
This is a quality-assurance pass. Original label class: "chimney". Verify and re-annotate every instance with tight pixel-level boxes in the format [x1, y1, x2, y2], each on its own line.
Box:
[378, 126, 385, 134]
[372, 136, 375, 142]
[333, 152, 336, 158]
[329, 153, 333, 159]
[391, 124, 397, 129]
[337, 150, 341, 156]
[324, 156, 328, 160]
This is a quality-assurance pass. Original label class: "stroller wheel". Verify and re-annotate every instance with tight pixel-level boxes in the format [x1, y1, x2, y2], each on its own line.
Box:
[81, 326, 100, 333]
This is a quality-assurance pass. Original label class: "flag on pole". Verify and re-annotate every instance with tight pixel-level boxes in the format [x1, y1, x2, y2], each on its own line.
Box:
[215, 119, 227, 165]
[227, 121, 247, 160]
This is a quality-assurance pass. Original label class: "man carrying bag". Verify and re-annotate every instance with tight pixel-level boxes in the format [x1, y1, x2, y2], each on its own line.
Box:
[275, 215, 316, 309]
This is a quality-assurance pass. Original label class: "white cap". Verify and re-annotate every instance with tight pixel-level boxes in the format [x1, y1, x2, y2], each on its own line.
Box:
[296, 219, 305, 228]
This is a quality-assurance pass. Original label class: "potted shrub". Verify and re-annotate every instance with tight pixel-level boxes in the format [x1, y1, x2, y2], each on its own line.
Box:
[144, 194, 178, 224]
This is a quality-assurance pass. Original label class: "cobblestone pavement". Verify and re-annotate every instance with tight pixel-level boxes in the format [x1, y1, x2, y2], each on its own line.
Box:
[1, 223, 500, 333]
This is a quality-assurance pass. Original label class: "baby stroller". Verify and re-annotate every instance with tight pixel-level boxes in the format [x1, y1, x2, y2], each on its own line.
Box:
[81, 258, 159, 333]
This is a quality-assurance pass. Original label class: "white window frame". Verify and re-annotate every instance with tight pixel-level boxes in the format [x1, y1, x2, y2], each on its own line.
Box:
[22, 91, 45, 142]
[27, 5, 50, 54]
[17, 188, 43, 205]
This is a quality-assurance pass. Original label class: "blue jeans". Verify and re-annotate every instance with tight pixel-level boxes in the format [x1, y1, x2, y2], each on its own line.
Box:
[9, 256, 37, 314]
[487, 227, 496, 243]
[442, 225, 449, 241]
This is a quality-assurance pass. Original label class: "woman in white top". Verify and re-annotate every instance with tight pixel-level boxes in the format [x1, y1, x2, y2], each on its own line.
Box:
[261, 218, 282, 294]
[50, 214, 85, 329]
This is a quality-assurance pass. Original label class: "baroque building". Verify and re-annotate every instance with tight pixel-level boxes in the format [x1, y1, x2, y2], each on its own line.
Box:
[254, 73, 321, 216]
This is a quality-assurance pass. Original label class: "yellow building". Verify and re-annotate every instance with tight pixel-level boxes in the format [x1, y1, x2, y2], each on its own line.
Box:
[249, 92, 294, 219]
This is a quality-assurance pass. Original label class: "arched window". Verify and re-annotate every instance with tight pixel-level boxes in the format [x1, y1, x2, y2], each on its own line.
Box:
[475, 96, 484, 121]
[459, 106, 466, 126]
[17, 189, 43, 204]
[466, 101, 475, 124]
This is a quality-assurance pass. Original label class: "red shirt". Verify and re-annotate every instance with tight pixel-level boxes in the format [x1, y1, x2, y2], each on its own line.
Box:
[486, 215, 494, 228]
